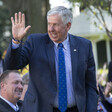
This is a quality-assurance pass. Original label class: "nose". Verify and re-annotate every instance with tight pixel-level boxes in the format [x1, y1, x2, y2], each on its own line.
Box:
[49, 25, 54, 32]
[18, 82, 23, 89]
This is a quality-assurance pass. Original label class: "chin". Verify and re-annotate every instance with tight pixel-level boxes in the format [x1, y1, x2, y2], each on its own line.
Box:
[17, 96, 21, 100]
[16, 95, 21, 99]
[52, 39, 60, 43]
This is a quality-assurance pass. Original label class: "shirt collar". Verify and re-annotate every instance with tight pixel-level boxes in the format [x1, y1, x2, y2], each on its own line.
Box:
[0, 95, 19, 111]
[53, 33, 69, 50]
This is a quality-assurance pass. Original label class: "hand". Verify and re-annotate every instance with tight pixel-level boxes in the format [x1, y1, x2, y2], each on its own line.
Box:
[11, 12, 31, 42]
[104, 82, 112, 97]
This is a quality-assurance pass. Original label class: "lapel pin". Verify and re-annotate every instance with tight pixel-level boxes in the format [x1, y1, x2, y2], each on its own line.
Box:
[74, 49, 77, 51]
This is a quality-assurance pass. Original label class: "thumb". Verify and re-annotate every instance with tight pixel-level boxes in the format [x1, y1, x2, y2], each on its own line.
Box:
[24, 25, 31, 33]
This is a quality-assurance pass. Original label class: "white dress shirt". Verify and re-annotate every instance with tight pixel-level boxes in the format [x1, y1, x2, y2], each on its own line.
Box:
[0, 95, 19, 111]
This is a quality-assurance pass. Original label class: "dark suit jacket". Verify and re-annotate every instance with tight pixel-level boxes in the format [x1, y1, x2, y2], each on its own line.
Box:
[108, 61, 112, 82]
[4, 33, 98, 112]
[98, 84, 112, 112]
[0, 98, 22, 112]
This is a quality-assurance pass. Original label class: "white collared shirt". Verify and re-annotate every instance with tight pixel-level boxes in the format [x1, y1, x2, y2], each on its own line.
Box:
[0, 95, 19, 111]
[98, 102, 107, 112]
[53, 34, 76, 107]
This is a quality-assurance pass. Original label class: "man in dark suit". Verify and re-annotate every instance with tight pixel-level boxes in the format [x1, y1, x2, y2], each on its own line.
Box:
[4, 6, 98, 112]
[98, 83, 112, 112]
[0, 70, 23, 112]
[108, 61, 112, 82]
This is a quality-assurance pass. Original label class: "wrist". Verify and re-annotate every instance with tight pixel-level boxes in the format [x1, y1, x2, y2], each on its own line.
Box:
[12, 37, 22, 44]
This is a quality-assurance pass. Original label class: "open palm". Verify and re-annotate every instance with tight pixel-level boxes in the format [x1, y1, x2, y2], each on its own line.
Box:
[11, 12, 31, 40]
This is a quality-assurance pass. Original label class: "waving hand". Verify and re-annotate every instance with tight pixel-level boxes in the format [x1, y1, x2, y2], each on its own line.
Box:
[11, 12, 31, 43]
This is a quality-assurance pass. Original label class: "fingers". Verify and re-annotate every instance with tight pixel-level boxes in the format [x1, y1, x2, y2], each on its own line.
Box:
[22, 13, 25, 25]
[19, 12, 22, 23]
[15, 13, 18, 24]
[11, 17, 14, 26]
[12, 12, 24, 25]
[11, 12, 31, 37]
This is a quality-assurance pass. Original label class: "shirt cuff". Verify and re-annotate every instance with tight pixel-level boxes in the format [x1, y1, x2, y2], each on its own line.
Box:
[12, 40, 20, 49]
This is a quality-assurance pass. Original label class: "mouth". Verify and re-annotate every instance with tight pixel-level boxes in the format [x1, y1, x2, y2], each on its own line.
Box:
[16, 91, 22, 95]
[15, 89, 23, 95]
[49, 32, 57, 38]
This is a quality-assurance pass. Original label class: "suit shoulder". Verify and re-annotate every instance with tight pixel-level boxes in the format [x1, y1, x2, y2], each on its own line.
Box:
[70, 34, 91, 44]
[25, 33, 49, 46]
[27, 33, 48, 40]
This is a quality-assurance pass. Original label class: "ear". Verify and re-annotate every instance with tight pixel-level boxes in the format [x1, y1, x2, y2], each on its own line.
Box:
[0, 82, 8, 92]
[0, 82, 4, 88]
[66, 22, 71, 31]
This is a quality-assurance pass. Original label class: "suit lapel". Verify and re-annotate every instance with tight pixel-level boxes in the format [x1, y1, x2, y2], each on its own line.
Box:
[45, 34, 78, 90]
[45, 36, 57, 89]
[0, 98, 16, 112]
[69, 34, 78, 88]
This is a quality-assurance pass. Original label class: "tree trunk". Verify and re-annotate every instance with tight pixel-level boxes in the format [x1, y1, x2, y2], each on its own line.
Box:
[3, 0, 50, 33]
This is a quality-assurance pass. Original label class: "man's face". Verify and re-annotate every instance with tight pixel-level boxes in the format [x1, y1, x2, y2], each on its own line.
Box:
[48, 14, 71, 43]
[4, 72, 23, 103]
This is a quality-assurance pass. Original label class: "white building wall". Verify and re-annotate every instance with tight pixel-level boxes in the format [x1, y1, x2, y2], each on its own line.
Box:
[69, 8, 112, 71]
[69, 10, 105, 35]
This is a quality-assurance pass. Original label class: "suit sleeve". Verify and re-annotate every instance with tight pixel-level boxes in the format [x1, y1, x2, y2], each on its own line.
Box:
[4, 35, 33, 70]
[86, 42, 98, 112]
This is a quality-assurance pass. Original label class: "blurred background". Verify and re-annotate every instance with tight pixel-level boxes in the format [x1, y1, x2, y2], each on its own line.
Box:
[0, 0, 112, 86]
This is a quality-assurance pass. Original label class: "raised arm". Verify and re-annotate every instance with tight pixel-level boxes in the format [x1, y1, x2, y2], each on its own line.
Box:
[11, 12, 31, 44]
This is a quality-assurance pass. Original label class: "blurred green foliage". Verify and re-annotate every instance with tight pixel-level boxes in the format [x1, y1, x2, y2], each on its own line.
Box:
[69, 0, 111, 12]
[68, 0, 112, 39]
[0, 2, 11, 53]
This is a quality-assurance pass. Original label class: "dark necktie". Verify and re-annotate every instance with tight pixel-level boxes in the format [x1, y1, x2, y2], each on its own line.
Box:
[58, 43, 67, 112]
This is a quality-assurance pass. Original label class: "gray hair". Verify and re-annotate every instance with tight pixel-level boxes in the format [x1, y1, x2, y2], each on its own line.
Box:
[47, 6, 73, 25]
